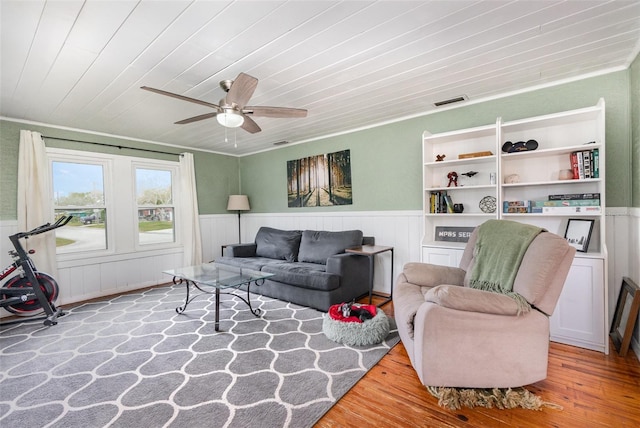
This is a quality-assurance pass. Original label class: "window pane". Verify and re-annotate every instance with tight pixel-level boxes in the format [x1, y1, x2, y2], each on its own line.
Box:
[52, 162, 107, 253]
[138, 208, 175, 244]
[54, 209, 107, 253]
[136, 169, 172, 205]
[136, 168, 174, 245]
[52, 162, 104, 205]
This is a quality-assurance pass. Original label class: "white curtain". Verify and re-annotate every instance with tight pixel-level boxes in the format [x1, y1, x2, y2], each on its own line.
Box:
[179, 152, 203, 266]
[17, 130, 58, 277]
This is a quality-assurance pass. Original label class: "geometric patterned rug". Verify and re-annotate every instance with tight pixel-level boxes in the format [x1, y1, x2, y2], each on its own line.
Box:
[0, 284, 399, 427]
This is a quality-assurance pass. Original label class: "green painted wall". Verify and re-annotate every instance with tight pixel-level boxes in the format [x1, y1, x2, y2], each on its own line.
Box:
[631, 53, 640, 208]
[0, 120, 240, 219]
[241, 70, 633, 212]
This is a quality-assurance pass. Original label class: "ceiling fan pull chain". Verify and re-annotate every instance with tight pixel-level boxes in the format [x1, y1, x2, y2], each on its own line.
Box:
[234, 130, 238, 149]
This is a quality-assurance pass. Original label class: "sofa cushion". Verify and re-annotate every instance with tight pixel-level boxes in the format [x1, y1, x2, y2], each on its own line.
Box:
[215, 256, 284, 272]
[297, 230, 363, 264]
[254, 227, 302, 262]
[261, 262, 340, 291]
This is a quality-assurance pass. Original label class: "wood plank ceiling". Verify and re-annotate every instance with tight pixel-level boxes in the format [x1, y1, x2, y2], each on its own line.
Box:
[1, 0, 639, 156]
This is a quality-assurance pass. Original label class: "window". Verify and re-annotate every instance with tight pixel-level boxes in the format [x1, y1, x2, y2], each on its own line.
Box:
[52, 160, 108, 253]
[135, 167, 175, 245]
[48, 149, 180, 258]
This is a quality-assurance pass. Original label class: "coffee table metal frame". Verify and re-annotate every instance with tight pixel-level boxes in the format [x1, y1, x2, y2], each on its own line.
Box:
[163, 263, 274, 331]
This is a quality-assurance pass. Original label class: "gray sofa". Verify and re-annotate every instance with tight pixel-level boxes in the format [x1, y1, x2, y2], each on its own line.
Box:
[216, 227, 374, 311]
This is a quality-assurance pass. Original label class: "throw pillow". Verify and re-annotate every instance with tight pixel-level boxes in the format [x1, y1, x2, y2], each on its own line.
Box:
[255, 227, 302, 262]
[297, 230, 363, 264]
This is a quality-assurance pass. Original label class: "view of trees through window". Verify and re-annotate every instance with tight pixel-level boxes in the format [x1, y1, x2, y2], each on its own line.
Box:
[52, 161, 107, 253]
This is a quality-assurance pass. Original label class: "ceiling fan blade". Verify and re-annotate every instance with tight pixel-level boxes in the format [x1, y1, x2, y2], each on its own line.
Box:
[226, 73, 258, 108]
[240, 114, 261, 134]
[175, 112, 218, 125]
[244, 106, 308, 118]
[141, 86, 220, 109]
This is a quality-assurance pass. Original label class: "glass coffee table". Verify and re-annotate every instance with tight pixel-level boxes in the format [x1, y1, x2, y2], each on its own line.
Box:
[163, 263, 274, 331]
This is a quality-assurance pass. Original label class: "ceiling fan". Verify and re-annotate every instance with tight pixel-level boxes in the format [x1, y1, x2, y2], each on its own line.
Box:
[141, 72, 307, 134]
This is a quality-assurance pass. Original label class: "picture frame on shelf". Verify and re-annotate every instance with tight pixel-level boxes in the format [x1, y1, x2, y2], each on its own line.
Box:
[609, 277, 640, 357]
[564, 218, 594, 252]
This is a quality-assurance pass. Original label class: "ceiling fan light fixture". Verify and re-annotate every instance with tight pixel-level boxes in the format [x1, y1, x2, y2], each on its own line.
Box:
[217, 110, 244, 128]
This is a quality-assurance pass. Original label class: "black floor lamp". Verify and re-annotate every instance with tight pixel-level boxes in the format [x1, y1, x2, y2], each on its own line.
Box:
[227, 195, 250, 243]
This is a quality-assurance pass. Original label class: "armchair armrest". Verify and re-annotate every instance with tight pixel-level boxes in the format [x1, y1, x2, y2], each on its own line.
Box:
[425, 285, 521, 316]
[223, 243, 257, 258]
[402, 262, 465, 288]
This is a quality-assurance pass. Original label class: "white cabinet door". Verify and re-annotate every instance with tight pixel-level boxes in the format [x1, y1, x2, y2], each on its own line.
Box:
[421, 246, 463, 267]
[550, 256, 606, 353]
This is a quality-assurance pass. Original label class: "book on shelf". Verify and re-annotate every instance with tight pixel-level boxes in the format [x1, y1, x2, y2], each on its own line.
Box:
[533, 199, 600, 207]
[570, 151, 580, 179]
[443, 194, 454, 213]
[569, 147, 599, 179]
[503, 200, 531, 213]
[582, 150, 591, 178]
[505, 206, 531, 213]
[531, 206, 602, 214]
[576, 151, 584, 179]
[429, 190, 453, 213]
[548, 193, 600, 200]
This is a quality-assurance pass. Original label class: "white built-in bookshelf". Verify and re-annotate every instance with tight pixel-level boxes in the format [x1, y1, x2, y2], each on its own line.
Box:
[421, 99, 608, 353]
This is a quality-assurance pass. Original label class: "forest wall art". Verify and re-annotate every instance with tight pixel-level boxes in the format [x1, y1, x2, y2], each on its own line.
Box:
[287, 149, 352, 207]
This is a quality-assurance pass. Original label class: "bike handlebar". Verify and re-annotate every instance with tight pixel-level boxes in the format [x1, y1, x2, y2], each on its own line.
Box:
[12, 215, 74, 239]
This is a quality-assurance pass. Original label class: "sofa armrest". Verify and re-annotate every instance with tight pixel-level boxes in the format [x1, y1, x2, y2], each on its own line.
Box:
[326, 253, 369, 289]
[223, 243, 257, 258]
[402, 262, 465, 288]
[425, 285, 520, 316]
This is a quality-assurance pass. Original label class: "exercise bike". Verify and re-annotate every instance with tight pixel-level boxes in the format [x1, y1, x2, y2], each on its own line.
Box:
[0, 215, 72, 326]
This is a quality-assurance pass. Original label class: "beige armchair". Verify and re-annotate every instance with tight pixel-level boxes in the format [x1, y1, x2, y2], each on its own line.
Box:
[394, 223, 576, 388]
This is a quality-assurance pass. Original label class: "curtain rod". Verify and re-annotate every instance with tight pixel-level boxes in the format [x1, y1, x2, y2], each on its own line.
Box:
[42, 135, 183, 157]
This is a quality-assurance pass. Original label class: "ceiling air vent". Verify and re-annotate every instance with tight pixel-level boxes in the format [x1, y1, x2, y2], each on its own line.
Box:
[434, 95, 468, 107]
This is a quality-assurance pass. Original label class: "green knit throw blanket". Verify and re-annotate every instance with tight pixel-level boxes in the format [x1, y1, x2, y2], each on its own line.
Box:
[469, 220, 544, 314]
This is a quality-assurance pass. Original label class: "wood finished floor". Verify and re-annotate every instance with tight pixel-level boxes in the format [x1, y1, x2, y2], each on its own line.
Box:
[316, 299, 640, 428]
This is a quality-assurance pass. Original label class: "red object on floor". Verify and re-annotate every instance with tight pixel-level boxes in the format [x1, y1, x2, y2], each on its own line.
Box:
[328, 303, 377, 323]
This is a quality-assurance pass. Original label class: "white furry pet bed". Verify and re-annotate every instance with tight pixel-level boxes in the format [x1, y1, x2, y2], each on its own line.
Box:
[322, 305, 390, 346]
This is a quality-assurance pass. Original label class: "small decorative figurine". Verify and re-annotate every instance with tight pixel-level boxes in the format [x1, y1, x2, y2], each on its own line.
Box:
[461, 171, 478, 177]
[436, 154, 446, 162]
[453, 203, 464, 213]
[447, 171, 458, 187]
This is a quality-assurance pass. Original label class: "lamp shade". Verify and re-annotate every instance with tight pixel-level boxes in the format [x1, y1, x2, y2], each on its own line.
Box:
[227, 194, 250, 211]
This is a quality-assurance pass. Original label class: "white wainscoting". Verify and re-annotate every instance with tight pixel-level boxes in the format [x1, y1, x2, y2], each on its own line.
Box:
[607, 207, 640, 358]
[0, 220, 183, 315]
